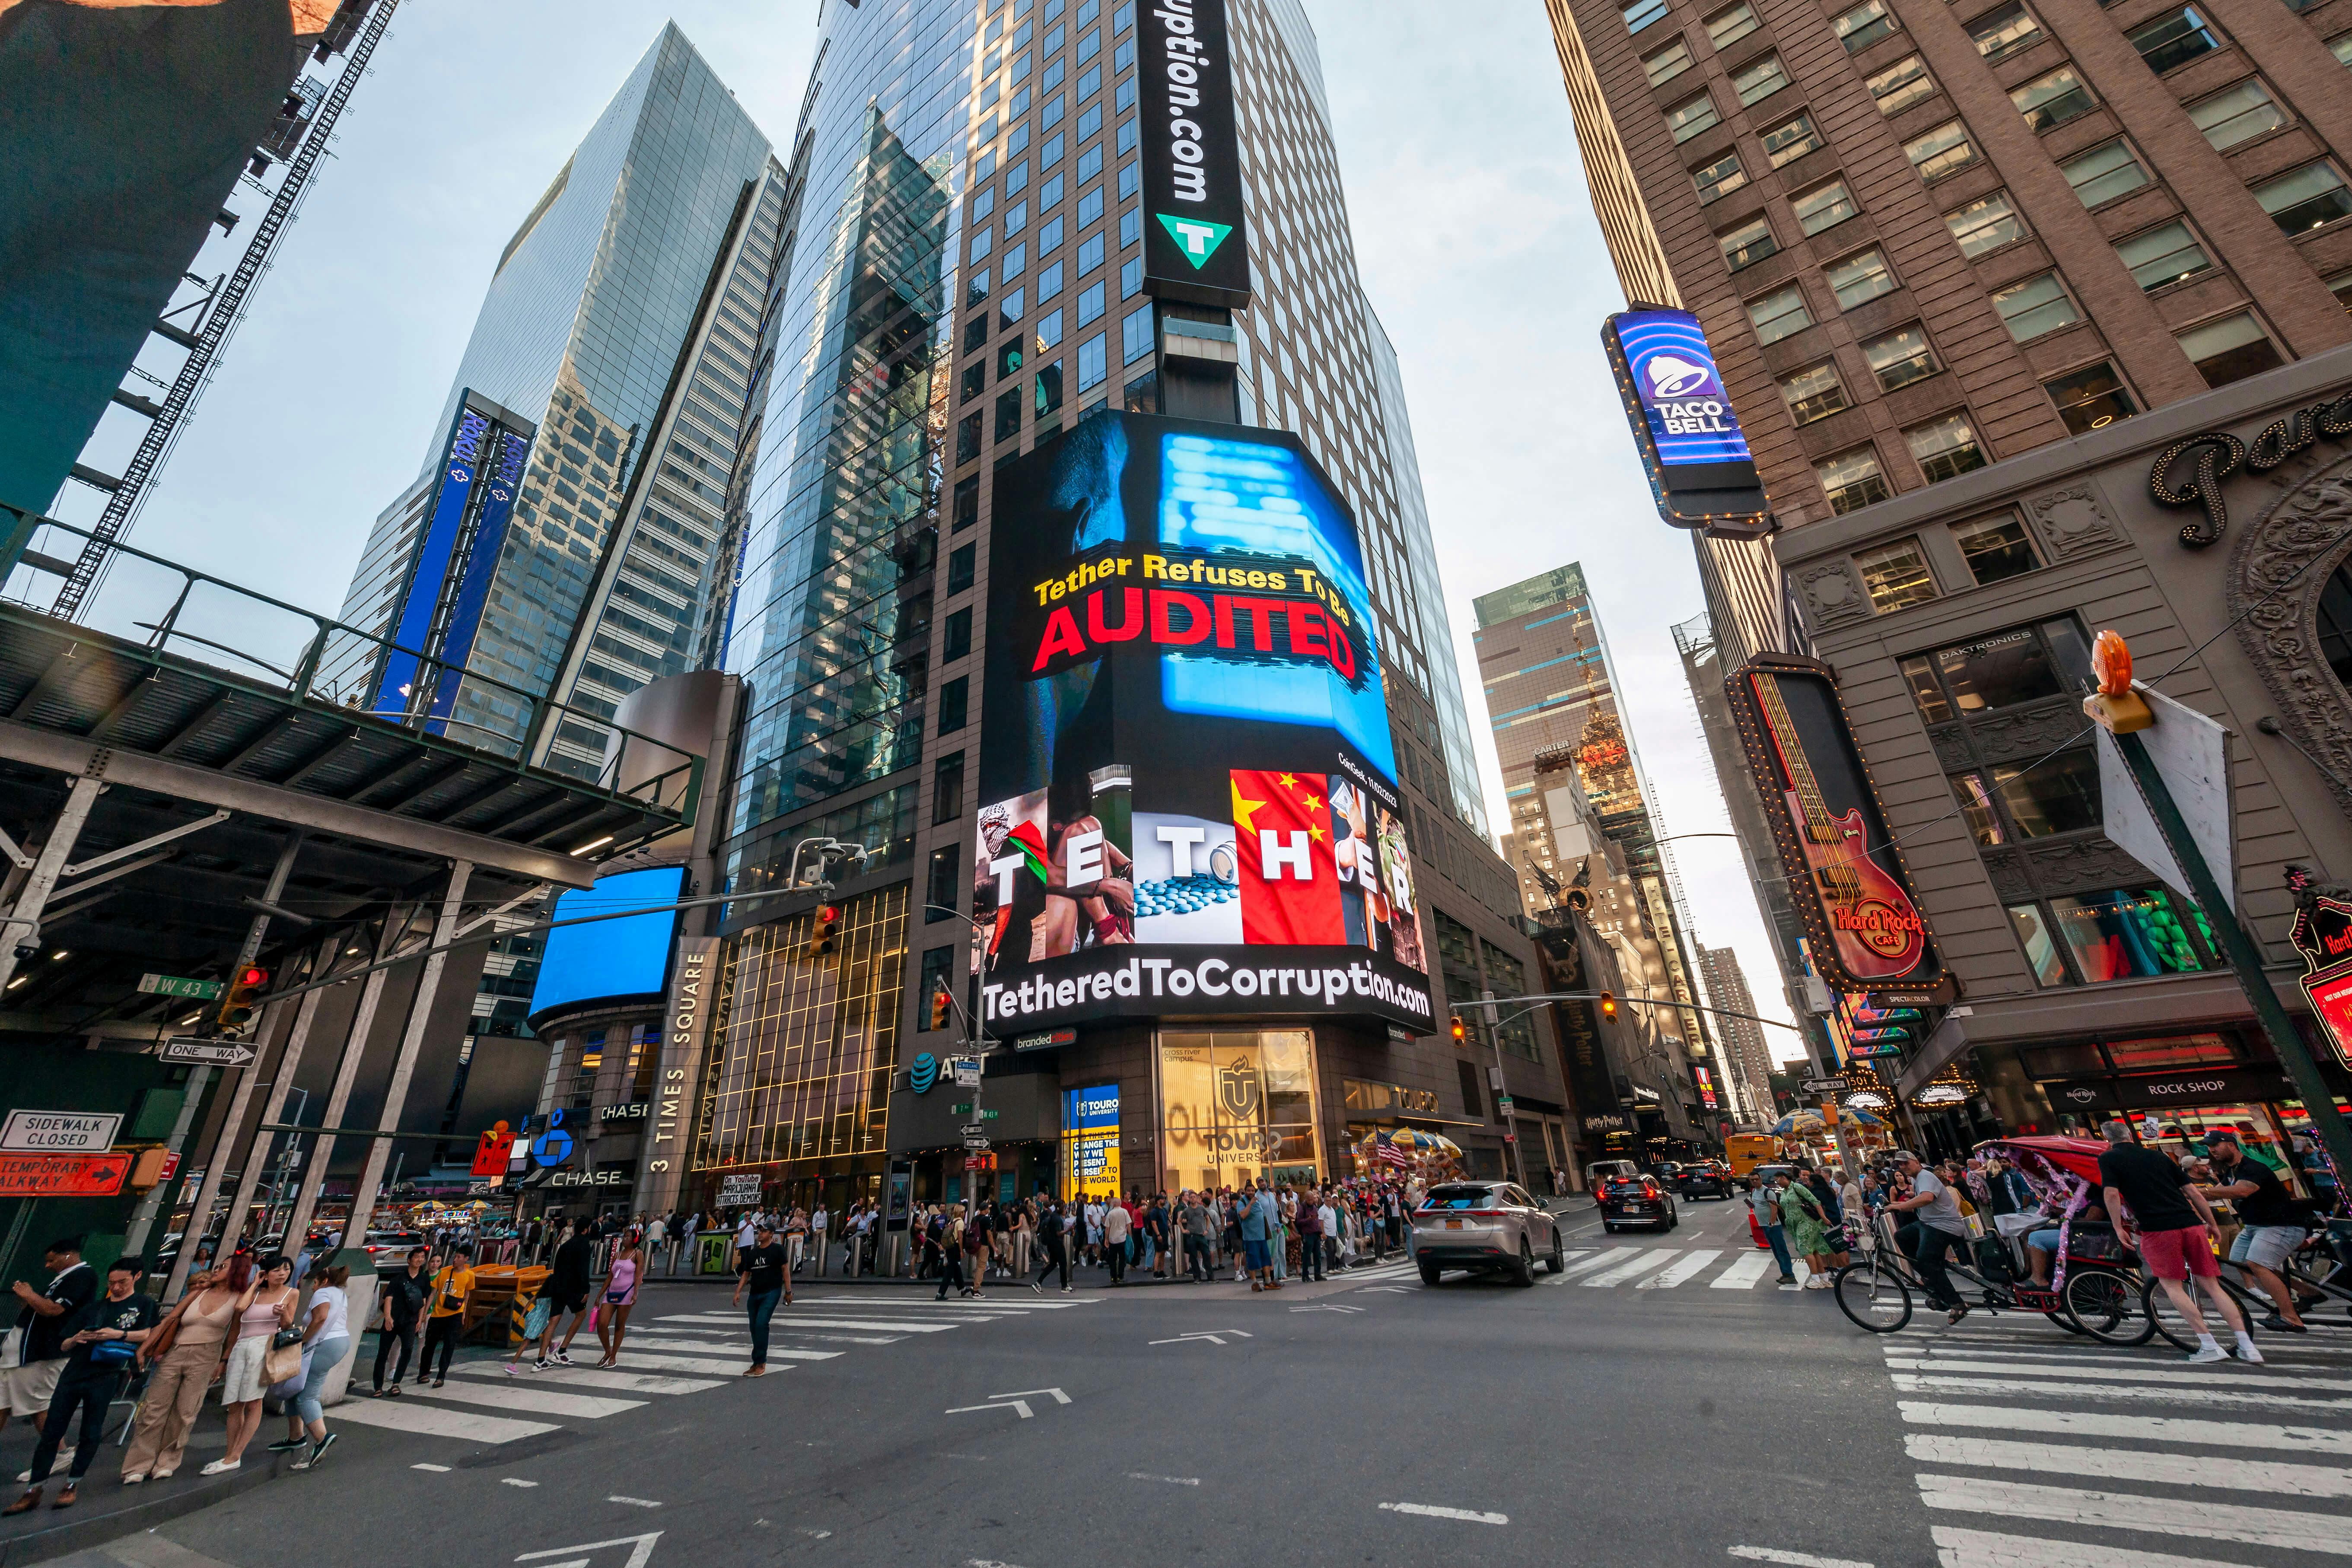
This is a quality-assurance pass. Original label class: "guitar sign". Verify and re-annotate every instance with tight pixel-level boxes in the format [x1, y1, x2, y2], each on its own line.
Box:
[1729, 655, 1941, 993]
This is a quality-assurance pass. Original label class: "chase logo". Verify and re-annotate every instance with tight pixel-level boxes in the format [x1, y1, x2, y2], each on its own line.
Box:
[910, 1053, 939, 1094]
[1641, 352, 1716, 399]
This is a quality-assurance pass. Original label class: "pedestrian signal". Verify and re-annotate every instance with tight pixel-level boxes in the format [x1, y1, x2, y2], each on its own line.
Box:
[216, 965, 268, 1036]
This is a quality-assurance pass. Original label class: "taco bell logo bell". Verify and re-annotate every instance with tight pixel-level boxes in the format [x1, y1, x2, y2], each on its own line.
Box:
[1642, 353, 1716, 399]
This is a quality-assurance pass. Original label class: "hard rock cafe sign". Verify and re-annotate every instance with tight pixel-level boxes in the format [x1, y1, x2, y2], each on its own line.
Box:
[2290, 888, 2352, 1070]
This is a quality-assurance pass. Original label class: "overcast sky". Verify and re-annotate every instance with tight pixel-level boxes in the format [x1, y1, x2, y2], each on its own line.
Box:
[62, 0, 1800, 1056]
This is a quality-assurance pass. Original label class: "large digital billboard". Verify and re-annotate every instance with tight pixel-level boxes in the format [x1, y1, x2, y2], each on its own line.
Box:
[975, 413, 1433, 1033]
[1601, 307, 1771, 539]
[527, 865, 686, 1024]
[1135, 0, 1251, 310]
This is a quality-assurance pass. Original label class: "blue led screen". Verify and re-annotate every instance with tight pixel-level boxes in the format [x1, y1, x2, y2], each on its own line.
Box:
[526, 865, 685, 1021]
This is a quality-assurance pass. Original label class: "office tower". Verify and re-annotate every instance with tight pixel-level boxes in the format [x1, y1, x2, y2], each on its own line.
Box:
[1549, 0, 2352, 1151]
[1695, 942, 1773, 1122]
[325, 25, 788, 780]
[696, 0, 1564, 1215]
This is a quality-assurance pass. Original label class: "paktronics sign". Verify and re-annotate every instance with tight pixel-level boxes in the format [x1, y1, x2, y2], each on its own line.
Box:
[1136, 0, 1251, 309]
[1601, 307, 1770, 539]
[976, 414, 1434, 1033]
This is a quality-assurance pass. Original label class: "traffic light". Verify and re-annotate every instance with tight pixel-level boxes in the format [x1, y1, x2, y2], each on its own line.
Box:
[216, 964, 267, 1036]
[1449, 1015, 1466, 1043]
[808, 904, 840, 960]
[929, 984, 953, 1031]
[1599, 991, 1617, 1021]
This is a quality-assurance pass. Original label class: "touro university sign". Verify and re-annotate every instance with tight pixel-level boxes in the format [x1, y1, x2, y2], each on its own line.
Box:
[1136, 0, 1251, 309]
[976, 414, 1434, 1032]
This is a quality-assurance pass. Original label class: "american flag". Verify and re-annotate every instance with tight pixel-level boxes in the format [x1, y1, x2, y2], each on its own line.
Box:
[1374, 1132, 1409, 1169]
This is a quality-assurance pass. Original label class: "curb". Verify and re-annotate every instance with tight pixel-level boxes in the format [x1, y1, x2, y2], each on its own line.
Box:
[0, 1456, 283, 1568]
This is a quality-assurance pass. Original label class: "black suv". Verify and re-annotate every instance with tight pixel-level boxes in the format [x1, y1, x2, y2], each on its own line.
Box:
[1678, 1162, 1733, 1200]
[1599, 1174, 1679, 1234]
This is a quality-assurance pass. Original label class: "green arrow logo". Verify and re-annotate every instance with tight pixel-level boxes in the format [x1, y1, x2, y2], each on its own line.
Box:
[1157, 213, 1232, 269]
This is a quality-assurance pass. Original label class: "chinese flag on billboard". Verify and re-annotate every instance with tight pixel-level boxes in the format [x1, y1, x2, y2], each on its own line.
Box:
[1231, 770, 1344, 945]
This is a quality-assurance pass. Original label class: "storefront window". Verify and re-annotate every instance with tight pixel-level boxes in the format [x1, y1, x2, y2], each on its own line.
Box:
[2104, 1033, 2234, 1070]
[2048, 887, 2211, 983]
[1159, 1030, 1321, 1192]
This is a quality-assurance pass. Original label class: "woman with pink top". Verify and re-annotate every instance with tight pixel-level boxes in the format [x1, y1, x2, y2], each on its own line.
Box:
[203, 1253, 295, 1476]
[594, 1237, 642, 1368]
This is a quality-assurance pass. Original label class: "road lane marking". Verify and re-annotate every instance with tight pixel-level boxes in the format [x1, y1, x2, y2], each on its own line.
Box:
[1904, 1433, 2352, 1498]
[1899, 1400, 2352, 1457]
[1889, 1372, 2352, 1414]
[608, 1495, 663, 1508]
[412, 1463, 451, 1472]
[624, 1336, 840, 1361]
[1148, 1330, 1251, 1345]
[1128, 1473, 1200, 1485]
[1641, 1250, 1725, 1288]
[1711, 1252, 1773, 1289]
[502, 1478, 538, 1488]
[1379, 1501, 1507, 1525]
[1916, 1472, 2348, 1557]
[1584, 1251, 1678, 1288]
[1556, 1247, 1639, 1280]
[612, 1351, 780, 1376]
[408, 1382, 647, 1420]
[1726, 1547, 1874, 1567]
[1928, 1526, 2265, 1568]
[331, 1399, 557, 1444]
[1884, 1355, 2352, 1394]
[453, 1365, 722, 1396]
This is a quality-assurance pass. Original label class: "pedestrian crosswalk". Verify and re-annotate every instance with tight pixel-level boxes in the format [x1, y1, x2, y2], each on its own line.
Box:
[1867, 1308, 2352, 1564]
[1538, 1243, 1794, 1291]
[328, 1291, 1100, 1456]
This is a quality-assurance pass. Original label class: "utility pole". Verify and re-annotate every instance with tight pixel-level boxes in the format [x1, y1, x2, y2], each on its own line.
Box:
[1480, 988, 1528, 1189]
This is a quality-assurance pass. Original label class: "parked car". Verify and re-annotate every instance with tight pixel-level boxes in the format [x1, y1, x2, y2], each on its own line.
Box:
[1599, 1173, 1679, 1233]
[1679, 1162, 1734, 1200]
[1412, 1180, 1566, 1286]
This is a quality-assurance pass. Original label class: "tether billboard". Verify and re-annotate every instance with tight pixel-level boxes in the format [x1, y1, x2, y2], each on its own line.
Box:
[974, 412, 1432, 1032]
[1135, 0, 1251, 309]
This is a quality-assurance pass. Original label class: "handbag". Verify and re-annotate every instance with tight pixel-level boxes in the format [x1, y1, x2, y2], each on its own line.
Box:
[261, 1338, 304, 1387]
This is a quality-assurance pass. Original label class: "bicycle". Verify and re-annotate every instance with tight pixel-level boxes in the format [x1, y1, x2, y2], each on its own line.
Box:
[2129, 1218, 2352, 1352]
[1832, 1215, 2145, 1341]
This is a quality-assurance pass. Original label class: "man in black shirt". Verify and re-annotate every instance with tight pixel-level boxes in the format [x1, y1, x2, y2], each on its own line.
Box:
[2200, 1127, 2309, 1332]
[2099, 1125, 2255, 1362]
[6, 1260, 154, 1513]
[532, 1224, 597, 1372]
[731, 1219, 791, 1376]
[372, 1247, 430, 1394]
[2, 1237, 95, 1458]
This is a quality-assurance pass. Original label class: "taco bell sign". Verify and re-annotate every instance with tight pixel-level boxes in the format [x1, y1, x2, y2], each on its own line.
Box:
[1602, 306, 1772, 539]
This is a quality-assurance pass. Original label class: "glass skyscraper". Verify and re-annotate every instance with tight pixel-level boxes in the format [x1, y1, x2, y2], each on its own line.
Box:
[326, 25, 788, 781]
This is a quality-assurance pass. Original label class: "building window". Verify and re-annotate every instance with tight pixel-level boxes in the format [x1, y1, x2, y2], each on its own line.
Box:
[1868, 55, 1936, 115]
[1854, 534, 1935, 606]
[933, 751, 966, 824]
[2116, 221, 2210, 293]
[1037, 307, 1065, 350]
[1992, 272, 2080, 341]
[1036, 363, 1064, 417]
[1820, 448, 1894, 517]
[1623, 0, 1669, 32]
[995, 386, 1024, 441]
[1907, 412, 1987, 482]
[960, 362, 985, 405]
[1779, 360, 1849, 424]
[1667, 91, 1721, 143]
[2176, 312, 2282, 387]
[2043, 362, 2137, 433]
[1076, 331, 1108, 391]
[2253, 162, 2352, 234]
[1693, 151, 1748, 204]
[2336, 32, 2352, 68]
[1748, 283, 1813, 343]
[948, 541, 976, 595]
[2049, 887, 2212, 982]
[925, 849, 960, 926]
[1643, 37, 1693, 85]
[2128, 8, 2219, 75]
[952, 476, 979, 534]
[2008, 903, 2069, 987]
[2188, 80, 2285, 150]
[1834, 0, 1899, 53]
[1706, 2, 1760, 51]
[1901, 619, 2093, 720]
[2011, 67, 2096, 132]
[998, 338, 1025, 379]
[2331, 268, 2352, 312]
[1970, 1, 2044, 63]
[1793, 178, 1858, 234]
[1761, 112, 1822, 167]
[1076, 279, 1105, 327]
[1121, 302, 1154, 364]
[1992, 748, 2101, 837]
[2317, 562, 2352, 684]
[1946, 192, 2024, 258]
[1827, 247, 1897, 309]
[1905, 121, 1977, 182]
[1720, 215, 1778, 270]
[1733, 52, 1791, 105]
[942, 605, 973, 662]
[936, 675, 968, 735]
[1862, 324, 1938, 389]
[2060, 140, 2149, 207]
[919, 947, 957, 1019]
[955, 412, 982, 464]
[1951, 772, 2005, 845]
[1952, 510, 2041, 585]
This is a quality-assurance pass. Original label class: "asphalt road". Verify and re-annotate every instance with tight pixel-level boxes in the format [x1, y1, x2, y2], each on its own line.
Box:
[32, 1196, 2352, 1568]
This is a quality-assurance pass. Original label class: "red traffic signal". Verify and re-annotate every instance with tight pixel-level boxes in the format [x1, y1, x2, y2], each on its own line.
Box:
[929, 984, 953, 1031]
[216, 965, 269, 1036]
[809, 904, 841, 960]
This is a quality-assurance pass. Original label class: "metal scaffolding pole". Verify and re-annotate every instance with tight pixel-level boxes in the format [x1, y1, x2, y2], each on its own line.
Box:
[342, 862, 471, 1244]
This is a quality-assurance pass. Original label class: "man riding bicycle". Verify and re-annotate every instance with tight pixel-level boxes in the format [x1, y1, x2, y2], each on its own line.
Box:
[2196, 1126, 2310, 1334]
[1885, 1151, 1972, 1324]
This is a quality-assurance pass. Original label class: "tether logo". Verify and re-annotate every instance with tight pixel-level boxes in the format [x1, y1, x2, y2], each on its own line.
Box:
[1157, 213, 1233, 269]
[910, 1053, 939, 1094]
[1642, 353, 1715, 399]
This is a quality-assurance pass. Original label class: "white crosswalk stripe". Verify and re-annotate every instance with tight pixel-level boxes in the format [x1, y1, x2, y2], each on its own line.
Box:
[1860, 1278, 2352, 1564]
[1582, 1250, 1677, 1288]
[1639, 1250, 1723, 1289]
[330, 1290, 1099, 1461]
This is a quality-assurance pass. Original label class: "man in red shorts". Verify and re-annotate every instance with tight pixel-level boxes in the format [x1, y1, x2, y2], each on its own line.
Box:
[2097, 1120, 2260, 1363]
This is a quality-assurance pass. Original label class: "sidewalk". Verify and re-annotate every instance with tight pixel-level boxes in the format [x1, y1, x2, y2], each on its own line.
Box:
[0, 1419, 284, 1568]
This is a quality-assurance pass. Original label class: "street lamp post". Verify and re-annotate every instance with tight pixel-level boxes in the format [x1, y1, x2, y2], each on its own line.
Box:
[924, 904, 999, 1233]
[1480, 987, 1529, 1189]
